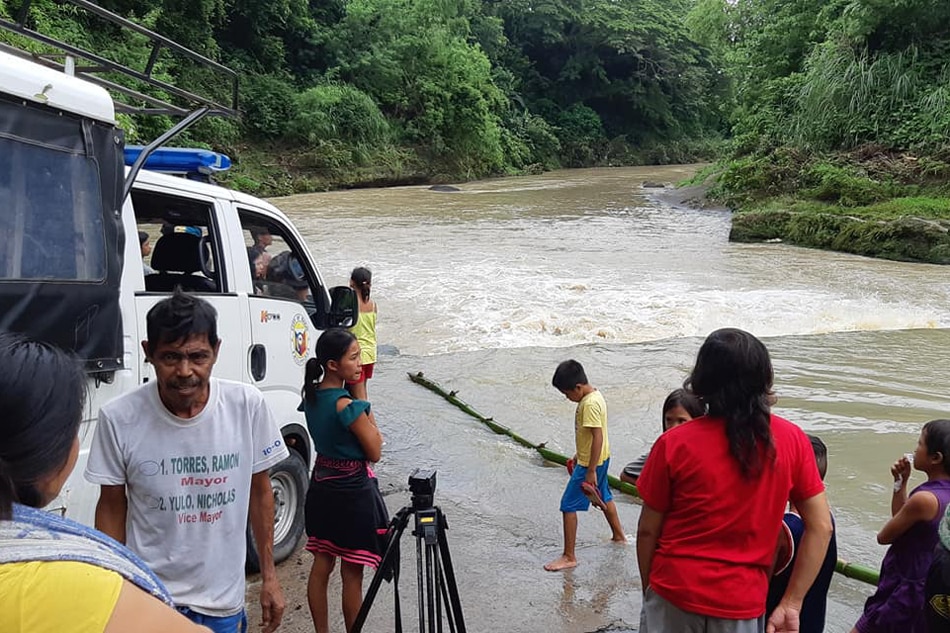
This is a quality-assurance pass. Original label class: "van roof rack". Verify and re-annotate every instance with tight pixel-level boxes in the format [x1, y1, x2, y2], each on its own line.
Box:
[0, 0, 238, 118]
[0, 0, 241, 199]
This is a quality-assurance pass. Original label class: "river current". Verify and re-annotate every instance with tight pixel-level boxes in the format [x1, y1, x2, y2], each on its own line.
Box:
[274, 165, 950, 631]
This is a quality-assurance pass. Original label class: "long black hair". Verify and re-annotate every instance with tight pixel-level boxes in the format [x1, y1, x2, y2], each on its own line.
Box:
[686, 328, 775, 478]
[0, 334, 86, 519]
[351, 267, 372, 302]
[302, 328, 357, 402]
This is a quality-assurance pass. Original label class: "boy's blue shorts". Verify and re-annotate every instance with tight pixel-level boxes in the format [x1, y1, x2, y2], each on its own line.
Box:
[560, 458, 613, 512]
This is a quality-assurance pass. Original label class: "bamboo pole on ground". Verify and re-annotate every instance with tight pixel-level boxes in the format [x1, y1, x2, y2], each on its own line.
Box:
[407, 371, 880, 587]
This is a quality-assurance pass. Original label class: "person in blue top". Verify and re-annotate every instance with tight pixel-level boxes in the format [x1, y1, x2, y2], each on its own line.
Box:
[767, 434, 838, 633]
[299, 328, 387, 633]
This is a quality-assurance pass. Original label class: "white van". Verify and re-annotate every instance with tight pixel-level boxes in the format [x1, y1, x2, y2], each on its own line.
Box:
[0, 4, 355, 569]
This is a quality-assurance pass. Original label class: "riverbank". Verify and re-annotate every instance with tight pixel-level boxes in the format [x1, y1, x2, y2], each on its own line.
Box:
[695, 147, 950, 264]
[216, 139, 723, 198]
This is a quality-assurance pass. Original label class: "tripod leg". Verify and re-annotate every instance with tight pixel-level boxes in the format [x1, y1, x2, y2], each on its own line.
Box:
[425, 542, 437, 633]
[352, 508, 412, 633]
[434, 544, 446, 633]
[435, 508, 466, 633]
[437, 559, 455, 633]
[417, 533, 426, 633]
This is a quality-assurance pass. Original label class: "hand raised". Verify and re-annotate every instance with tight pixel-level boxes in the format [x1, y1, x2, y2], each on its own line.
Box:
[890, 455, 911, 482]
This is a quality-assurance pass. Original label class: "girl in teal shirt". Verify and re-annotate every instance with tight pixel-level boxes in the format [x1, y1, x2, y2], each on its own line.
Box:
[300, 328, 387, 633]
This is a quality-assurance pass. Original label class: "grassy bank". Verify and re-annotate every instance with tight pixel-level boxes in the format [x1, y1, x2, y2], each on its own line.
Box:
[701, 148, 950, 264]
[216, 142, 432, 197]
[216, 137, 726, 198]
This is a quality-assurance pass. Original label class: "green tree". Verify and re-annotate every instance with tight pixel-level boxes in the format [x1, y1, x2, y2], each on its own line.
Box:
[327, 0, 506, 175]
[492, 0, 724, 145]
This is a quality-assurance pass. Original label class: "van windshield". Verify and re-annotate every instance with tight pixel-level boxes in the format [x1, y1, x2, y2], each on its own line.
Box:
[0, 137, 107, 281]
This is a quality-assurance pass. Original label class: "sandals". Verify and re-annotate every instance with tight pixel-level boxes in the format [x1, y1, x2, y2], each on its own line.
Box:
[581, 481, 607, 511]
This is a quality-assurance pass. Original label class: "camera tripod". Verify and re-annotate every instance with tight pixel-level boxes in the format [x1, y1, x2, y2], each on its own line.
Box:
[351, 501, 466, 633]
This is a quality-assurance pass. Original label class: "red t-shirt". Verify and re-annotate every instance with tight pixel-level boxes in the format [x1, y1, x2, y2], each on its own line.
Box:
[637, 414, 824, 619]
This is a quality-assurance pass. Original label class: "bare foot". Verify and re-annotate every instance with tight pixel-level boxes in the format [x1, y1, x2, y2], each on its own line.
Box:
[544, 555, 578, 571]
[611, 534, 629, 544]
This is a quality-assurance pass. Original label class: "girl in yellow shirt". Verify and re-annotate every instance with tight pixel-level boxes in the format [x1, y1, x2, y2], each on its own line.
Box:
[347, 266, 378, 401]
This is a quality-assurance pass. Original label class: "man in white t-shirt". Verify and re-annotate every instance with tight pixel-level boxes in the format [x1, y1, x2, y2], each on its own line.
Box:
[86, 291, 288, 633]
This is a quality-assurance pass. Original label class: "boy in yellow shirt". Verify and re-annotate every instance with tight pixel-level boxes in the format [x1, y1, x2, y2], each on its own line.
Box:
[545, 359, 626, 571]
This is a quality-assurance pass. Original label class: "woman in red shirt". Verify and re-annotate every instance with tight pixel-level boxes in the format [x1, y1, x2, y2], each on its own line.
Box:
[636, 328, 833, 633]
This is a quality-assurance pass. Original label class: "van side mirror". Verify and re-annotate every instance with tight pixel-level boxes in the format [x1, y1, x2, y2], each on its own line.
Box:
[328, 286, 357, 328]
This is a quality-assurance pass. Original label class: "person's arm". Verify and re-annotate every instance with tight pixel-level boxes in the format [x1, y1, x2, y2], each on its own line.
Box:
[349, 410, 383, 462]
[249, 470, 286, 633]
[586, 427, 604, 486]
[878, 490, 939, 544]
[105, 580, 212, 633]
[890, 455, 912, 516]
[766, 492, 833, 633]
[636, 504, 665, 593]
[337, 397, 383, 462]
[95, 485, 128, 544]
[620, 451, 651, 485]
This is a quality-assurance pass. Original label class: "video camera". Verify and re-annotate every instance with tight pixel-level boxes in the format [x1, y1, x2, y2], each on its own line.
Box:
[408, 468, 437, 510]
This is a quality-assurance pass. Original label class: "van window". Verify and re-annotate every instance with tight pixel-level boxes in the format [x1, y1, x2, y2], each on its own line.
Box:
[132, 190, 224, 293]
[0, 138, 107, 281]
[239, 210, 322, 310]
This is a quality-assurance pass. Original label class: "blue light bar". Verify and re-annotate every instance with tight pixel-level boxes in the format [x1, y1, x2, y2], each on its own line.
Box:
[124, 146, 232, 175]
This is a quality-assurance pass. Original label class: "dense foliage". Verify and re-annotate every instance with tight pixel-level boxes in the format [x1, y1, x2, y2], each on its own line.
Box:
[0, 0, 725, 189]
[680, 0, 950, 262]
[687, 0, 950, 196]
[7, 0, 947, 233]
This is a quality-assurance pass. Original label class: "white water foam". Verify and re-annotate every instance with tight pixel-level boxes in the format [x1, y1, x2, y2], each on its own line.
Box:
[372, 246, 950, 354]
[287, 175, 950, 356]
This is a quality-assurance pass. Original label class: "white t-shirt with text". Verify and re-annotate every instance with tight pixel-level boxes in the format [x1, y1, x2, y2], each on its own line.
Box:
[85, 378, 289, 615]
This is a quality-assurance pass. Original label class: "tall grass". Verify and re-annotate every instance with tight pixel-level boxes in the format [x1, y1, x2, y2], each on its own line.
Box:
[792, 42, 927, 149]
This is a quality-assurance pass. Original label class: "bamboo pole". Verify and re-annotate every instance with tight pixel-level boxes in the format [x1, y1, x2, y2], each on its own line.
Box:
[407, 371, 881, 587]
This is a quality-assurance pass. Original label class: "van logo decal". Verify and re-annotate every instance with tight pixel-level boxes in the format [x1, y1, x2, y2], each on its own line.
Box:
[291, 314, 309, 364]
[261, 310, 280, 323]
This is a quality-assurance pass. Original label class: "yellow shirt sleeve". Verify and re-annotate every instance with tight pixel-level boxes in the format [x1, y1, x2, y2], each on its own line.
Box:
[0, 561, 123, 633]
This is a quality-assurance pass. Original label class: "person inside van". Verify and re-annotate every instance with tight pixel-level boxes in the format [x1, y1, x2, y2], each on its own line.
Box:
[248, 247, 271, 295]
[0, 333, 210, 633]
[140, 231, 156, 275]
[250, 227, 272, 257]
[266, 251, 311, 303]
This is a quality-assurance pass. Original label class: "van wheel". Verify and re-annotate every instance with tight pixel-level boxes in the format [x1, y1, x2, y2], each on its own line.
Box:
[245, 450, 309, 573]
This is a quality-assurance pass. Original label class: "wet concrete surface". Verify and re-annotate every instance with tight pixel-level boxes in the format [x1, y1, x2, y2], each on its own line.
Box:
[246, 487, 642, 633]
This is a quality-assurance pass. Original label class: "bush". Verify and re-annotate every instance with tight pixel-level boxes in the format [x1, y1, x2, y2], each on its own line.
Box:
[801, 163, 897, 207]
[287, 84, 390, 146]
[729, 209, 792, 242]
[241, 75, 298, 139]
[556, 104, 606, 167]
[499, 110, 561, 171]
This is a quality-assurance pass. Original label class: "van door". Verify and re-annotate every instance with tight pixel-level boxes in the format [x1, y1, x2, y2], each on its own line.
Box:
[237, 208, 329, 409]
[131, 187, 249, 384]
